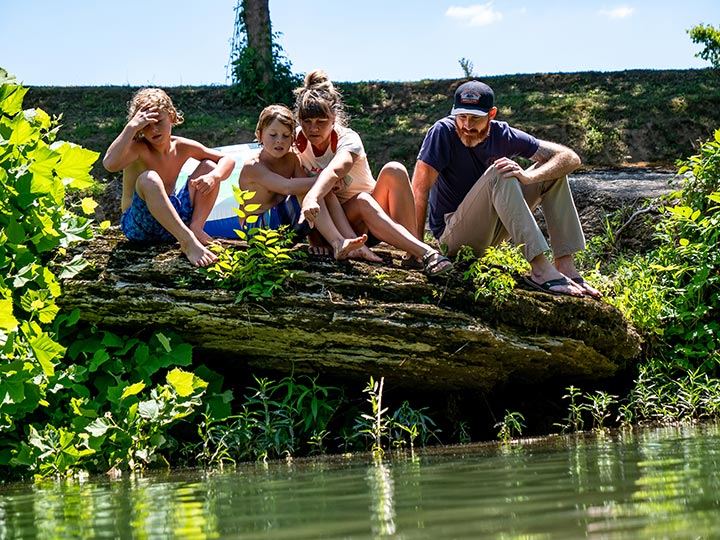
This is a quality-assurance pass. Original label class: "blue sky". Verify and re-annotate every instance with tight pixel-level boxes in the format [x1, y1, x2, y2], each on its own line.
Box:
[2, 0, 718, 86]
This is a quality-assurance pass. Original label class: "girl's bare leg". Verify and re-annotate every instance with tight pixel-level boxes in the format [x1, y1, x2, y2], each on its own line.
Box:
[372, 161, 418, 250]
[313, 195, 368, 260]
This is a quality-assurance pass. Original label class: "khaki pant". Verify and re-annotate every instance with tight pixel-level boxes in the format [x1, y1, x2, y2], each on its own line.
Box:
[438, 165, 585, 260]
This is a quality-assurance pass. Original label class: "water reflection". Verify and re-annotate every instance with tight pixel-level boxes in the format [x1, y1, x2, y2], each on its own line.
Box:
[1, 425, 720, 539]
[367, 459, 398, 538]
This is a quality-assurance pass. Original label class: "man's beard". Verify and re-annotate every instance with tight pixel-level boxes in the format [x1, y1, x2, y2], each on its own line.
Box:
[456, 123, 490, 147]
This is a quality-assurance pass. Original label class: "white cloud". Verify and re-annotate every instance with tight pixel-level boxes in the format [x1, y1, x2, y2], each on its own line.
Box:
[599, 6, 635, 18]
[446, 2, 503, 26]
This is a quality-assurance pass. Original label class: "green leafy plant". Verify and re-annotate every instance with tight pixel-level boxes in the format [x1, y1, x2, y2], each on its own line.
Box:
[188, 373, 343, 465]
[0, 70, 97, 473]
[202, 226, 300, 302]
[453, 420, 472, 444]
[687, 23, 720, 70]
[555, 385, 586, 433]
[11, 325, 214, 477]
[17, 366, 207, 477]
[356, 376, 389, 457]
[495, 410, 526, 443]
[456, 242, 530, 303]
[231, 186, 261, 240]
[198, 186, 301, 302]
[390, 401, 441, 450]
[586, 391, 618, 431]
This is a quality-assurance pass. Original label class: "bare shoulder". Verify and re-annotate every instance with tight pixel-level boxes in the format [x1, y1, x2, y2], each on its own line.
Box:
[240, 150, 263, 171]
[173, 135, 206, 154]
[238, 151, 264, 184]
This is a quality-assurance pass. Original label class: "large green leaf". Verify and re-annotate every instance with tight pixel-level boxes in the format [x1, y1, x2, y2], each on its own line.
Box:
[51, 142, 98, 188]
[57, 255, 89, 279]
[24, 323, 65, 377]
[138, 399, 160, 420]
[166, 369, 196, 398]
[85, 417, 113, 438]
[0, 83, 27, 116]
[27, 145, 60, 183]
[0, 298, 18, 331]
[121, 382, 146, 400]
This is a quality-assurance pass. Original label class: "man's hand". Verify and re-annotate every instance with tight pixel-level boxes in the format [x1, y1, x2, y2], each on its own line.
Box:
[494, 157, 531, 184]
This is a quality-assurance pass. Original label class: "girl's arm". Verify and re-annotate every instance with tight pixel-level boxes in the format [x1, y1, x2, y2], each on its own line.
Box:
[243, 162, 317, 196]
[301, 150, 356, 225]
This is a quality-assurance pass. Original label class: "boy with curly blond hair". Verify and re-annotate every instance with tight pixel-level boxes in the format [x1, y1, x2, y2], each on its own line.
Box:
[103, 88, 234, 267]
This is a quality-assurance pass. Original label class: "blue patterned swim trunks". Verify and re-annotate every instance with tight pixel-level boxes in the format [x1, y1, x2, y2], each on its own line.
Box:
[239, 194, 311, 242]
[120, 182, 193, 242]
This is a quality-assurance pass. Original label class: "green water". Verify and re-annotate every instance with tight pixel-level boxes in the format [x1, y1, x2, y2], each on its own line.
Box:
[2, 424, 720, 539]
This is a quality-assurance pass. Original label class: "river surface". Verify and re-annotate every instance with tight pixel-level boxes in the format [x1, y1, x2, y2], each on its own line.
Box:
[1, 424, 719, 539]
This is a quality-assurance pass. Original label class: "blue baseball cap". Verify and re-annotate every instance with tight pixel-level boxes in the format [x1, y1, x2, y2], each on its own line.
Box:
[451, 81, 495, 116]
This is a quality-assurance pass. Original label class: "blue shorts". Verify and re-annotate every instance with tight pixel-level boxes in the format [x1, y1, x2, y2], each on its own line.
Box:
[120, 182, 193, 242]
[239, 195, 311, 242]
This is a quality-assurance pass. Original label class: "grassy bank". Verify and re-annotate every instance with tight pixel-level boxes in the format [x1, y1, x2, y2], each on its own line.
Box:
[25, 68, 720, 183]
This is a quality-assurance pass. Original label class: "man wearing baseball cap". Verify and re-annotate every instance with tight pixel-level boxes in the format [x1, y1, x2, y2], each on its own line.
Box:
[411, 80, 600, 298]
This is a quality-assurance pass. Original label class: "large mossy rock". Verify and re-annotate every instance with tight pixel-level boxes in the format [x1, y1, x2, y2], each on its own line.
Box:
[58, 228, 641, 392]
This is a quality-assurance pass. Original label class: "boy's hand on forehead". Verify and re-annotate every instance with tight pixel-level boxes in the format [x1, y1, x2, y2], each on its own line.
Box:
[130, 105, 160, 130]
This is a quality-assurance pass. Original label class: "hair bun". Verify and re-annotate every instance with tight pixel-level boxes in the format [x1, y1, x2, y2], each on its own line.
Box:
[305, 69, 333, 92]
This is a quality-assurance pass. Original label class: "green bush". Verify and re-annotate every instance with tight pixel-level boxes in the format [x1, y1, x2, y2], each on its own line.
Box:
[0, 68, 96, 468]
[0, 70, 214, 478]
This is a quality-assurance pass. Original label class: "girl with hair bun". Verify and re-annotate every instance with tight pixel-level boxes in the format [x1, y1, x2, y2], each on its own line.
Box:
[293, 70, 452, 276]
[238, 104, 368, 259]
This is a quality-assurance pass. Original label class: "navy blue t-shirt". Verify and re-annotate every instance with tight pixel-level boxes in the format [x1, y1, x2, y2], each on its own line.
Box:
[417, 116, 539, 238]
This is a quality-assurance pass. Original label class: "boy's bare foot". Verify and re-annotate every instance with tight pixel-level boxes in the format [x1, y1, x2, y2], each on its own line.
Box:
[348, 245, 383, 263]
[190, 226, 217, 246]
[335, 235, 368, 260]
[180, 237, 218, 267]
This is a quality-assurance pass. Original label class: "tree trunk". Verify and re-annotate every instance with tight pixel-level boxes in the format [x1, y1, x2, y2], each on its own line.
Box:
[243, 0, 272, 91]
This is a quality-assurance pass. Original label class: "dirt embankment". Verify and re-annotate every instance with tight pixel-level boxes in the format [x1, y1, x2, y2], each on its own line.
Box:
[24, 69, 710, 230]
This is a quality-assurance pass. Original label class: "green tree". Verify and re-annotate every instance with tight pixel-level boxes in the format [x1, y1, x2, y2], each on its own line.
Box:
[230, 0, 302, 105]
[688, 23, 720, 69]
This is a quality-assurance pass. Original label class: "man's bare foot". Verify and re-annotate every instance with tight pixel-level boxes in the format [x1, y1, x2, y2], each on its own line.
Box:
[567, 275, 602, 298]
[552, 256, 600, 297]
[180, 237, 218, 267]
[334, 235, 368, 260]
[347, 245, 383, 263]
[190, 226, 217, 246]
[523, 274, 585, 296]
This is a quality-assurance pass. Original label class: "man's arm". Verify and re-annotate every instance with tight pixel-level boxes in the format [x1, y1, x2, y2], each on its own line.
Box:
[494, 140, 581, 185]
[411, 159, 439, 239]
